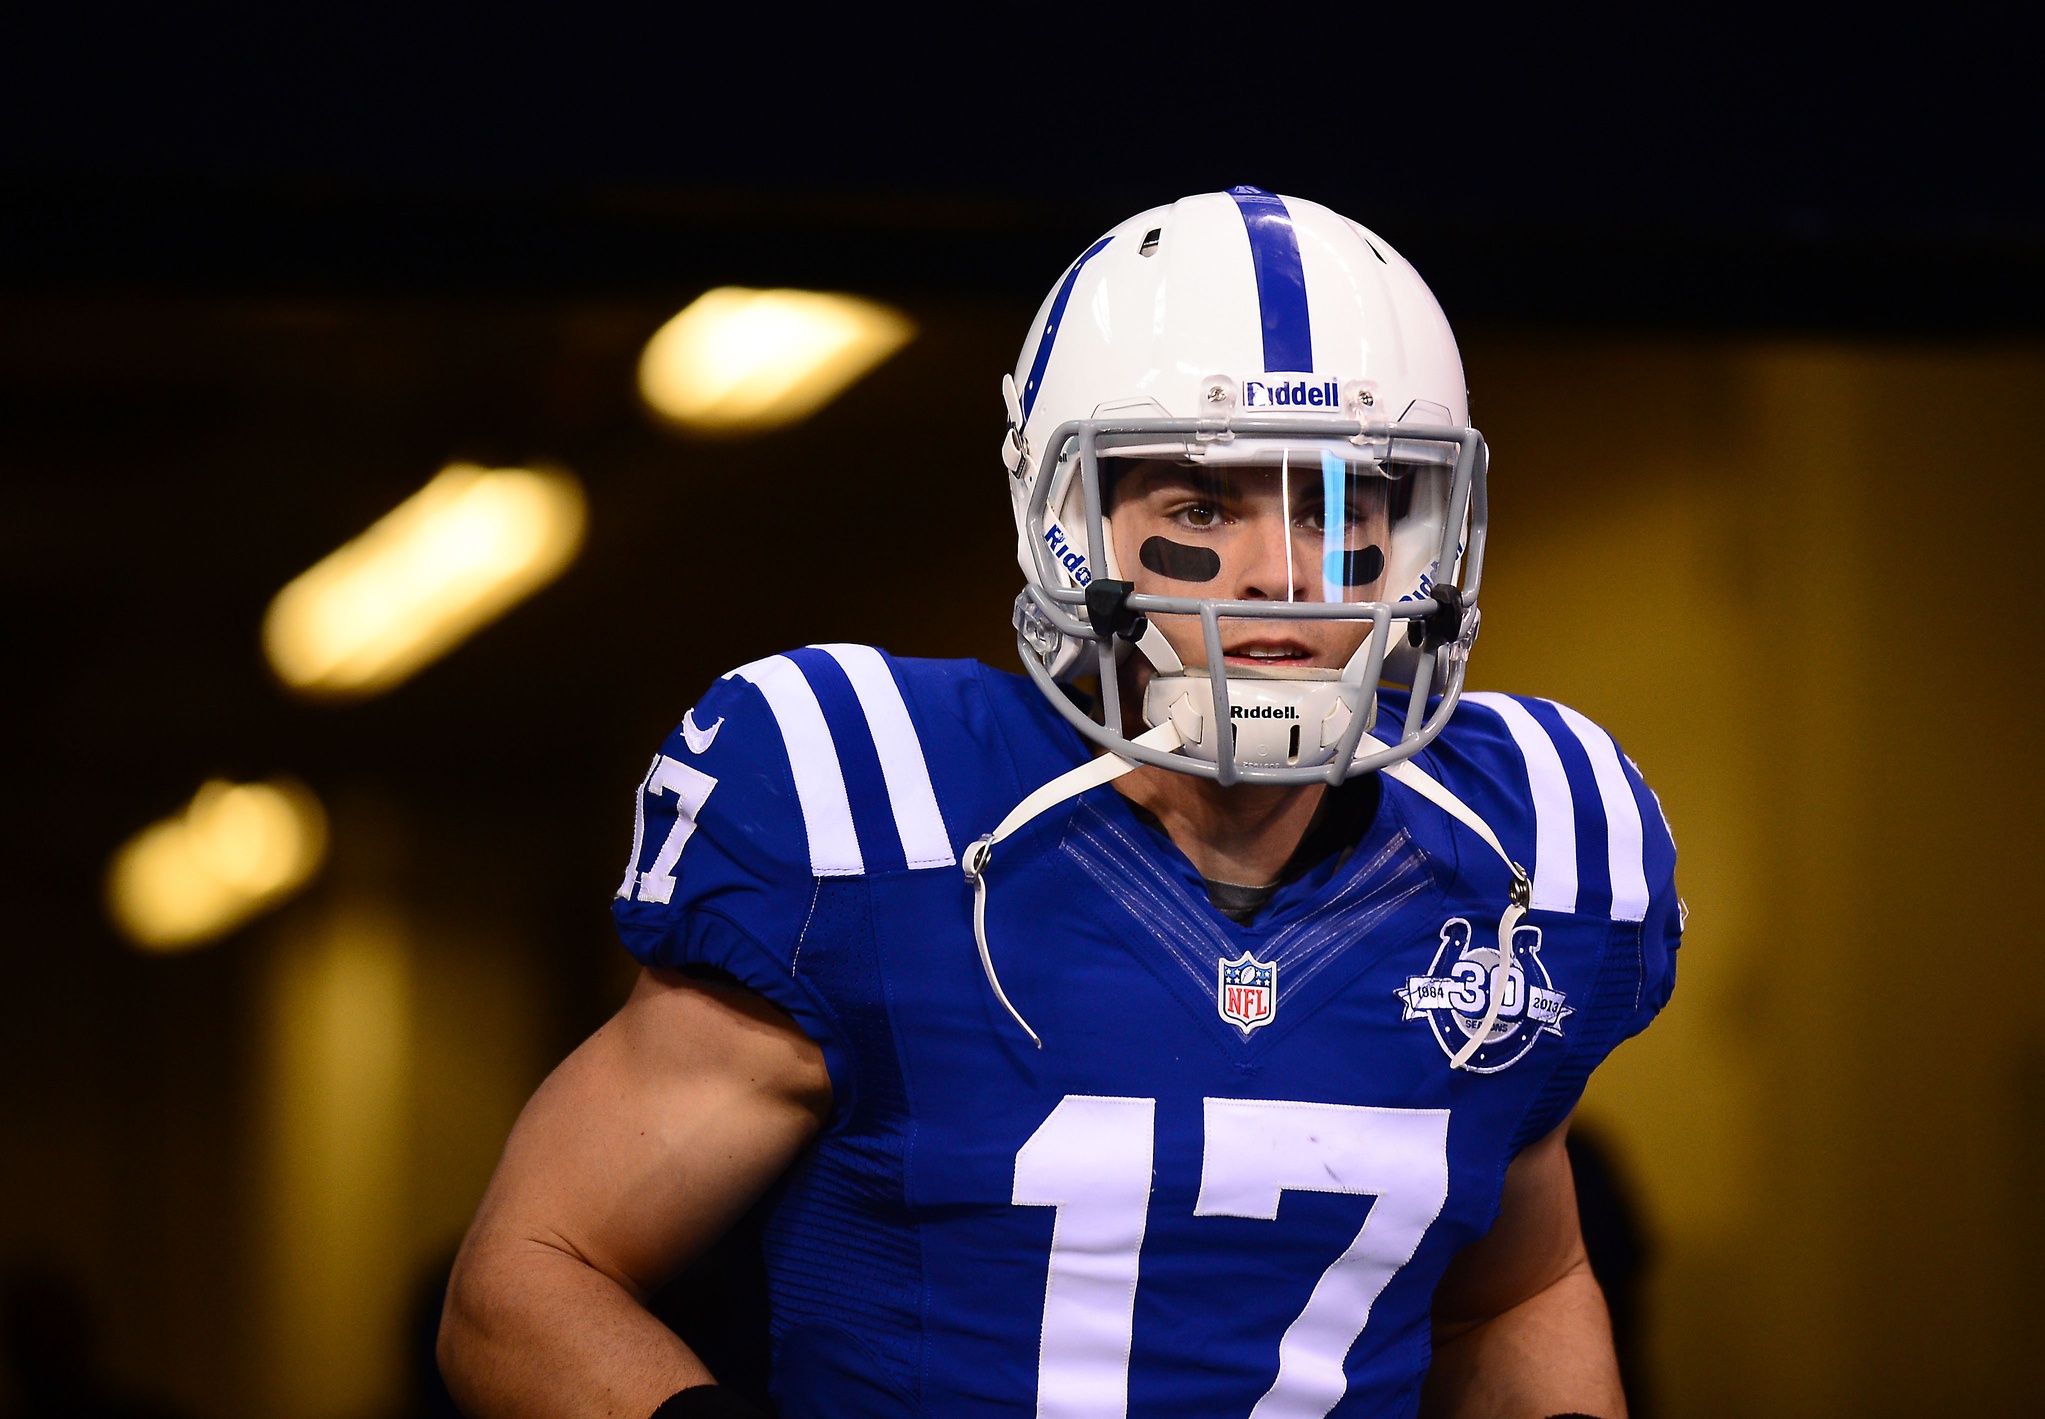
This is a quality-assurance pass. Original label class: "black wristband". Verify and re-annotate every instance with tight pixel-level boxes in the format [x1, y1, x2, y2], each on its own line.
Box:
[648, 1385, 769, 1419]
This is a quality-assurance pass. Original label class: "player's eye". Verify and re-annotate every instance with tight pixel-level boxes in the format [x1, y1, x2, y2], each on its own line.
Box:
[1175, 501, 1220, 529]
[1295, 497, 1373, 537]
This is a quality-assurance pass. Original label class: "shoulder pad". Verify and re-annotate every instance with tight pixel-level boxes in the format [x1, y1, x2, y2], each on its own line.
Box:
[741, 644, 958, 874]
[615, 645, 958, 944]
[1435, 692, 1677, 926]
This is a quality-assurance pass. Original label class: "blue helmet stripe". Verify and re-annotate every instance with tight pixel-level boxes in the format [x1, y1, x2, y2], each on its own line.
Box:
[1021, 234, 1114, 420]
[1227, 186, 1313, 372]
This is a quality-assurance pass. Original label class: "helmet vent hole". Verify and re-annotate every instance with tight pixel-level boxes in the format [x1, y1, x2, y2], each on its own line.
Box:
[1139, 228, 1162, 257]
[1288, 724, 1301, 762]
[1364, 238, 1387, 264]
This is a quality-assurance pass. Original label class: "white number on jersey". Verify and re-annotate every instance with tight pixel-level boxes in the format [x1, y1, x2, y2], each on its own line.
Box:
[1012, 1096, 1156, 1419]
[617, 754, 719, 905]
[1197, 1100, 1450, 1419]
[1013, 1096, 1450, 1419]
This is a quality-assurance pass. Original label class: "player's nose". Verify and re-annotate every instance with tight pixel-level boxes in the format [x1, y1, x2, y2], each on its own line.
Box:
[1228, 515, 1312, 603]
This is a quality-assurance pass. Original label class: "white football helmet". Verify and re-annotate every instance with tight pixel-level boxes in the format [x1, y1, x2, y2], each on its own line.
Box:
[1004, 186, 1488, 786]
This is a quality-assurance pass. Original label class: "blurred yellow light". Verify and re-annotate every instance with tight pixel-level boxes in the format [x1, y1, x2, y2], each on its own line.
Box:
[263, 464, 586, 698]
[108, 778, 328, 951]
[637, 287, 914, 433]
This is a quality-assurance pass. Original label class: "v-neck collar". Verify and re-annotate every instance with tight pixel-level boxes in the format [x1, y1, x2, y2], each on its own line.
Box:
[1077, 774, 1419, 934]
[1114, 772, 1384, 926]
[1054, 781, 1449, 1058]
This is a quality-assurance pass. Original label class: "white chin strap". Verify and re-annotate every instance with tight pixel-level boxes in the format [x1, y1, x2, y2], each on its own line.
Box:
[1133, 633, 1384, 771]
[961, 723, 1530, 1062]
[1134, 619, 1183, 674]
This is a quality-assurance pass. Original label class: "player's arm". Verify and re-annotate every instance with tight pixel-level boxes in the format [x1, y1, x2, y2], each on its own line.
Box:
[1421, 1114, 1625, 1419]
[438, 966, 831, 1419]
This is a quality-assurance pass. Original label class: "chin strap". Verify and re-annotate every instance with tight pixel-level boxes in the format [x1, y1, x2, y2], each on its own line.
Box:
[963, 724, 1530, 1067]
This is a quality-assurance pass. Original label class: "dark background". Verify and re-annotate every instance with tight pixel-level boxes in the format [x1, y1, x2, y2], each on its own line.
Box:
[1, 9, 2040, 1419]
[4, 6, 2041, 323]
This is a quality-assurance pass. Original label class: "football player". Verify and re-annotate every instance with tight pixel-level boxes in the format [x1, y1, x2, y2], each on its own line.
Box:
[441, 188, 1681, 1419]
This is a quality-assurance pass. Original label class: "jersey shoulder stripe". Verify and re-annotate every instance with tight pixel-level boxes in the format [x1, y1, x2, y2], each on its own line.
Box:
[729, 646, 956, 878]
[729, 653, 865, 876]
[1461, 691, 1578, 913]
[1550, 701, 1650, 921]
[785, 648, 904, 873]
[1520, 698, 1613, 919]
[812, 643, 954, 869]
[1456, 691, 1658, 924]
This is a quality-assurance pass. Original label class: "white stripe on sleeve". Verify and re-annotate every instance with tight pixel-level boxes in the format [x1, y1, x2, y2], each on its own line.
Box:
[1463, 692, 1578, 913]
[814, 644, 956, 869]
[1552, 703, 1650, 922]
[731, 655, 864, 876]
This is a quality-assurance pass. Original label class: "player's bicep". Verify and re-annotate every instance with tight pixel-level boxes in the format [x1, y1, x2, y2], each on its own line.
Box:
[468, 968, 831, 1297]
[1430, 1115, 1588, 1337]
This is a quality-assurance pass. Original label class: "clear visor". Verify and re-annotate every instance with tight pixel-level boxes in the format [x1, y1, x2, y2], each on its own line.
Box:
[1105, 450, 1405, 607]
[1017, 416, 1485, 786]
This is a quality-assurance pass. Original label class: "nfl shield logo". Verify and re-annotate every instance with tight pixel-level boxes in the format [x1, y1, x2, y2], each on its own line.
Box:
[1217, 950, 1277, 1034]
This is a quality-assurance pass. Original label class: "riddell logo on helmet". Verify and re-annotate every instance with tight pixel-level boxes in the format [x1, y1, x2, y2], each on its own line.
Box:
[1243, 378, 1340, 410]
[1231, 704, 1298, 720]
[1043, 523, 1093, 587]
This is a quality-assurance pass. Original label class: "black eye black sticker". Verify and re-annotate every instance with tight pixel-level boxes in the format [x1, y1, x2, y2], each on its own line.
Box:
[1139, 536, 1222, 582]
[1331, 545, 1386, 585]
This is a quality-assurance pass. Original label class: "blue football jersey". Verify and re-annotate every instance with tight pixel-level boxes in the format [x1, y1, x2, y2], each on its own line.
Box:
[612, 644, 1680, 1419]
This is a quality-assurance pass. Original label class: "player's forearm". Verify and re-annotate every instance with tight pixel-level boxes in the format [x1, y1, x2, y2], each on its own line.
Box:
[1421, 1260, 1625, 1419]
[439, 1230, 709, 1419]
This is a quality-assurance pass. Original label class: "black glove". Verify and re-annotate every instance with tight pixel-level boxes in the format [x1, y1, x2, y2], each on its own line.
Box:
[649, 1385, 771, 1419]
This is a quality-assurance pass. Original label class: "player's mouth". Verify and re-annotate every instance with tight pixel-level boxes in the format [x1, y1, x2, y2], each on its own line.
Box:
[1222, 639, 1317, 668]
